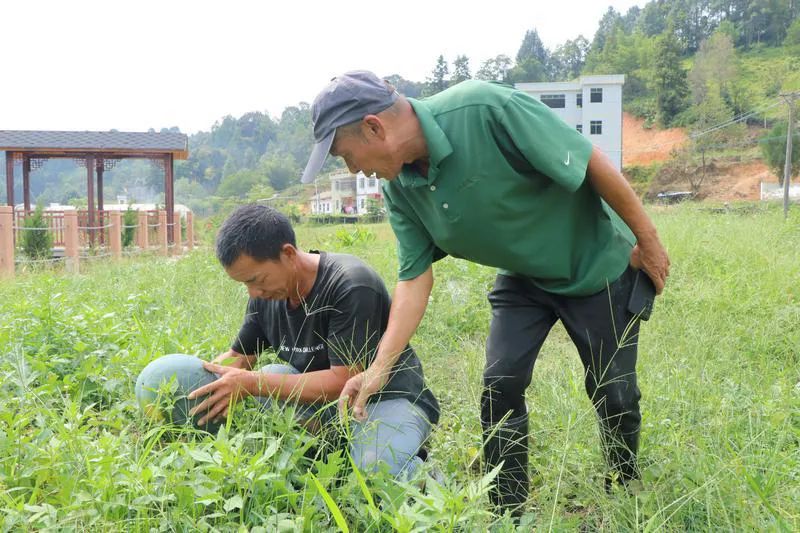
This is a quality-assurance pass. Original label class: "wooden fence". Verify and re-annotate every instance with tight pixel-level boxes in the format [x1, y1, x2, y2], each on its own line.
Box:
[0, 207, 195, 278]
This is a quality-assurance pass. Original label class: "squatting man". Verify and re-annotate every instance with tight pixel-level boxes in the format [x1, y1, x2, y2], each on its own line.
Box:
[135, 204, 439, 478]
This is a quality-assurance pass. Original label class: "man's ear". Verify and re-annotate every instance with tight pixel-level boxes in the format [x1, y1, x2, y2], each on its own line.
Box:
[280, 243, 297, 261]
[362, 115, 386, 140]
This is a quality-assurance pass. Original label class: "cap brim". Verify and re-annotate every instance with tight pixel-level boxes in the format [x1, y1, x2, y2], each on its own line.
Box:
[301, 131, 335, 184]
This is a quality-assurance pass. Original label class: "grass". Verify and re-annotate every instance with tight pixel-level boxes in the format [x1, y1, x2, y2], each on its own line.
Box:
[1, 204, 799, 531]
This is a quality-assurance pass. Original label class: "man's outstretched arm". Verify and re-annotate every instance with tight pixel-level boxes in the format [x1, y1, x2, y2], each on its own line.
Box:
[338, 265, 434, 421]
[586, 146, 671, 293]
[189, 363, 357, 425]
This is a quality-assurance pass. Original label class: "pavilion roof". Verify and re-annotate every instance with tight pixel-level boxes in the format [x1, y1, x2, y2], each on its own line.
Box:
[0, 130, 188, 159]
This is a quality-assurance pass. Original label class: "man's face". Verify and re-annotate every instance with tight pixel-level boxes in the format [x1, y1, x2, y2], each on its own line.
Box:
[225, 252, 295, 301]
[330, 127, 402, 180]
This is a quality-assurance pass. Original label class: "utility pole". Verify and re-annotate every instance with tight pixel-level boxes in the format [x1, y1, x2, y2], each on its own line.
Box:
[780, 93, 798, 219]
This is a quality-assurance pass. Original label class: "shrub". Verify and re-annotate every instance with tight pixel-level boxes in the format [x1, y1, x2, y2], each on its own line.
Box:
[334, 226, 375, 246]
[760, 119, 800, 185]
[365, 197, 386, 223]
[20, 204, 53, 260]
[122, 207, 138, 248]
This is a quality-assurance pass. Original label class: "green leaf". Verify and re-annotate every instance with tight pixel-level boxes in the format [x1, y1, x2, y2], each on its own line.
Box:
[187, 448, 215, 464]
[309, 473, 349, 533]
[223, 494, 243, 512]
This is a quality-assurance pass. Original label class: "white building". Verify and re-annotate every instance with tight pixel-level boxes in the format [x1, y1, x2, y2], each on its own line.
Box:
[310, 190, 333, 214]
[329, 170, 357, 214]
[515, 75, 625, 171]
[310, 170, 383, 215]
[356, 172, 382, 213]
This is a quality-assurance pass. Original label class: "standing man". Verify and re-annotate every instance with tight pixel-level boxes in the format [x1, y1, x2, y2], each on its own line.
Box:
[302, 71, 670, 514]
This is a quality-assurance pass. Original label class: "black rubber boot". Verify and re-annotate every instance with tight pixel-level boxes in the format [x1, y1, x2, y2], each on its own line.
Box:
[482, 412, 530, 516]
[602, 418, 641, 492]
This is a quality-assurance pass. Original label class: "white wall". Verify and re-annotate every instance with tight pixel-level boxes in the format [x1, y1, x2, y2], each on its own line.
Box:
[580, 84, 623, 171]
[517, 77, 624, 171]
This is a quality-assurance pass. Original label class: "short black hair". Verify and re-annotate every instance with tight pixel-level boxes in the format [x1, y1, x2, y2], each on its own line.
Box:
[215, 204, 296, 267]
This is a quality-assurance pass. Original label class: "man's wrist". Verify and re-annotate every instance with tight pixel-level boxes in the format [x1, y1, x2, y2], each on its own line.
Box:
[244, 371, 271, 397]
[368, 358, 392, 386]
[634, 227, 660, 248]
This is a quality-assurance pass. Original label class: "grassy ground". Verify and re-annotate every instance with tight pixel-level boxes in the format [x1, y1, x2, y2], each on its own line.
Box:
[0, 204, 798, 531]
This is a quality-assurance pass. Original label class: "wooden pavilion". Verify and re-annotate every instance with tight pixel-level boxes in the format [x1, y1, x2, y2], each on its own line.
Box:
[1, 130, 188, 243]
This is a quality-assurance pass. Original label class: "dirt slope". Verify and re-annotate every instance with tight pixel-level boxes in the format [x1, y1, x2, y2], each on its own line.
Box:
[622, 113, 688, 166]
[622, 112, 778, 201]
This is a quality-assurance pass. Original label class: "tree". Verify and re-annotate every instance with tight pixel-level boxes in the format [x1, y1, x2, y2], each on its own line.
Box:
[20, 204, 52, 260]
[653, 31, 689, 126]
[688, 31, 737, 105]
[383, 74, 425, 97]
[426, 55, 450, 95]
[761, 119, 800, 186]
[637, 0, 669, 36]
[451, 55, 471, 84]
[259, 153, 298, 191]
[549, 36, 590, 81]
[691, 91, 745, 153]
[666, 0, 715, 52]
[516, 29, 549, 67]
[592, 7, 623, 51]
[217, 169, 264, 198]
[122, 206, 138, 248]
[785, 17, 800, 45]
[475, 55, 513, 82]
[510, 29, 550, 82]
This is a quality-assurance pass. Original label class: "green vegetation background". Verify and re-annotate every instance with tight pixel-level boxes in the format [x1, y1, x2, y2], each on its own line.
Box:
[0, 206, 798, 530]
[4, 1, 800, 214]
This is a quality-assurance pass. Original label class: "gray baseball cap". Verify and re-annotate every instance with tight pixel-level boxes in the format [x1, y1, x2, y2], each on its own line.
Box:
[301, 70, 399, 184]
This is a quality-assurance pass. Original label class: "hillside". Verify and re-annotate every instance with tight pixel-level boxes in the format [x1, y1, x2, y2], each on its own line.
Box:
[622, 112, 782, 202]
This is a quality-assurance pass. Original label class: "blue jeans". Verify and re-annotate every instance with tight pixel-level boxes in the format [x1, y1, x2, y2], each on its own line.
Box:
[256, 364, 432, 479]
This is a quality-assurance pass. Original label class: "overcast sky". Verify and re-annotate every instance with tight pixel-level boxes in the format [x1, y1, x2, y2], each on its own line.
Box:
[1, 0, 646, 134]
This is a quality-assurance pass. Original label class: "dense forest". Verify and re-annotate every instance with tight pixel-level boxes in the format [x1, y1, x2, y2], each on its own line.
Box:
[6, 0, 800, 213]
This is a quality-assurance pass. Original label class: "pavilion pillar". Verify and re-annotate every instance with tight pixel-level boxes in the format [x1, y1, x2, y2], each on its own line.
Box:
[186, 211, 194, 251]
[0, 206, 14, 278]
[109, 211, 121, 260]
[158, 210, 168, 256]
[172, 210, 181, 255]
[96, 159, 104, 212]
[6, 152, 15, 207]
[22, 155, 31, 212]
[164, 154, 174, 245]
[64, 210, 79, 274]
[137, 211, 149, 250]
[86, 155, 95, 247]
[96, 159, 105, 246]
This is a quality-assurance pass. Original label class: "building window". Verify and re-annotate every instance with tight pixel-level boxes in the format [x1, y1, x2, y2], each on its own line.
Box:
[590, 88, 603, 103]
[358, 177, 365, 189]
[590, 120, 602, 135]
[359, 198, 365, 210]
[369, 177, 376, 187]
[576, 93, 583, 108]
[540, 94, 566, 109]
[576, 124, 583, 133]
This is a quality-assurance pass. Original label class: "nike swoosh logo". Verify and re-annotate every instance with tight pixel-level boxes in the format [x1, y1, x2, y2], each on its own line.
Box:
[563, 152, 571, 166]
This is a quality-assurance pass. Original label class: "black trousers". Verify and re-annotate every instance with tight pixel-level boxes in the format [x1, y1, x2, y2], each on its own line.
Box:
[481, 267, 642, 509]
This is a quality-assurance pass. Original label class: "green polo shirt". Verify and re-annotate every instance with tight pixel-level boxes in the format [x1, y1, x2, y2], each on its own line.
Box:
[382, 80, 635, 297]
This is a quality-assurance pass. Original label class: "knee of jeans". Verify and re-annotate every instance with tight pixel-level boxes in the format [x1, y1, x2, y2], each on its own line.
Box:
[259, 363, 299, 375]
[353, 447, 413, 477]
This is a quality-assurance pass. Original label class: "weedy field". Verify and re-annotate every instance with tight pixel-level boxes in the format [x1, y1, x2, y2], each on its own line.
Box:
[0, 204, 798, 531]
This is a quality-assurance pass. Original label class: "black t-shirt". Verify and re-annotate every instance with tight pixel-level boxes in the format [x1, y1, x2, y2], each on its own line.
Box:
[232, 251, 440, 425]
